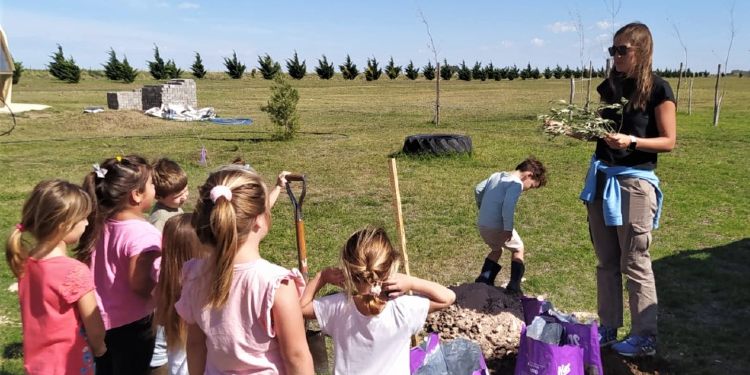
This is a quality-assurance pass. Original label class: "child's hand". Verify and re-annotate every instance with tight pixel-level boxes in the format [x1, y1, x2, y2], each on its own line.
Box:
[93, 344, 107, 358]
[382, 273, 413, 299]
[276, 171, 291, 187]
[321, 267, 345, 287]
[500, 230, 513, 244]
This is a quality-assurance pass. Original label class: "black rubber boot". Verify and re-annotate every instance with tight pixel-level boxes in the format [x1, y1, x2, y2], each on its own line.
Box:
[475, 258, 502, 285]
[506, 260, 525, 294]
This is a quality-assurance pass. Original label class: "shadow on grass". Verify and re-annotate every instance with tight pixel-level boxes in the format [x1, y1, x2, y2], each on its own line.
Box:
[654, 238, 750, 374]
[1, 342, 21, 360]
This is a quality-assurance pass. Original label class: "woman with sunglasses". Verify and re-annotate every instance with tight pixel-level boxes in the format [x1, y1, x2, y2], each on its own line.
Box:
[580, 22, 676, 357]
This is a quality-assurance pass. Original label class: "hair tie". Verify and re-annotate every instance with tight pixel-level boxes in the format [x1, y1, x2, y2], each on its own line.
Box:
[368, 283, 382, 297]
[115, 155, 122, 163]
[15, 223, 25, 232]
[210, 185, 233, 203]
[92, 163, 108, 179]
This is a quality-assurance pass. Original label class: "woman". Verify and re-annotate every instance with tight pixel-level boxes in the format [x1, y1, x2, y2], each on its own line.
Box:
[579, 22, 676, 357]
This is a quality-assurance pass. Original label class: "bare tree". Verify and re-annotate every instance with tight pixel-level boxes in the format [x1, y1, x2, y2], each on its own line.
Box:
[602, 0, 621, 75]
[670, 19, 689, 111]
[418, 8, 440, 126]
[713, 3, 736, 127]
[569, 9, 585, 105]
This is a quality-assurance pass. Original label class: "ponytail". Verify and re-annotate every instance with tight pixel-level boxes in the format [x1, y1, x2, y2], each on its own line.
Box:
[208, 196, 241, 307]
[6, 227, 28, 278]
[76, 172, 100, 263]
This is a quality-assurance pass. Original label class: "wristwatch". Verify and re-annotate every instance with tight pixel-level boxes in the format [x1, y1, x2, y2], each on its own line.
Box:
[627, 135, 637, 151]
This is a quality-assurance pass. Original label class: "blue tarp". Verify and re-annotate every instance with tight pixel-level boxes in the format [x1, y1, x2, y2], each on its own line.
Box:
[209, 118, 254, 125]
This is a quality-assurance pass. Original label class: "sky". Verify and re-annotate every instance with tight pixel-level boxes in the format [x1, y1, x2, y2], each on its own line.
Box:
[1, 0, 747, 73]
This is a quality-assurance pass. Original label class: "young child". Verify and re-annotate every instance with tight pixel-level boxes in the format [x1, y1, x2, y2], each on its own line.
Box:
[473, 157, 547, 293]
[154, 214, 200, 375]
[148, 157, 189, 373]
[300, 226, 456, 375]
[149, 158, 189, 232]
[76, 155, 162, 375]
[6, 179, 107, 374]
[174, 166, 313, 374]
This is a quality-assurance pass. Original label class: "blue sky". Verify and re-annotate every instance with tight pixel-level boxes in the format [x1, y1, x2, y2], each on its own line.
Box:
[1, 0, 747, 73]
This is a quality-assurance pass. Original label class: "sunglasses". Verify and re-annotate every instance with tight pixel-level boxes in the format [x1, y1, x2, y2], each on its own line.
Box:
[608, 45, 631, 57]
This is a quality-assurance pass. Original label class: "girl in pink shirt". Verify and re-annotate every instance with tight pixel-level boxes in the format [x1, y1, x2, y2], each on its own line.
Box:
[175, 166, 314, 374]
[6, 179, 107, 374]
[76, 155, 162, 375]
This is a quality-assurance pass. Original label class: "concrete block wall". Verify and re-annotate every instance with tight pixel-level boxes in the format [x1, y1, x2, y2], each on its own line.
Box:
[106, 89, 142, 110]
[107, 79, 197, 110]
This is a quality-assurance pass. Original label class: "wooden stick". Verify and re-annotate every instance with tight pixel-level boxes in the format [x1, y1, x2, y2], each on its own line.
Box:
[388, 158, 412, 277]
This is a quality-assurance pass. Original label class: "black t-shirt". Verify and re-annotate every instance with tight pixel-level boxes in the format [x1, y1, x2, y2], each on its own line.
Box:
[595, 74, 675, 169]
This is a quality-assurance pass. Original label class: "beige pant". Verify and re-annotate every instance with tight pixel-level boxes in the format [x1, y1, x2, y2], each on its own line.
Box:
[587, 175, 658, 337]
[479, 227, 524, 253]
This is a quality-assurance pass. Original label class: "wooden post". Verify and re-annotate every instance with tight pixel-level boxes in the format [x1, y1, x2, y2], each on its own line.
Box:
[388, 158, 411, 277]
[688, 72, 694, 115]
[605, 58, 611, 76]
[675, 62, 683, 111]
[569, 76, 575, 104]
[713, 64, 722, 127]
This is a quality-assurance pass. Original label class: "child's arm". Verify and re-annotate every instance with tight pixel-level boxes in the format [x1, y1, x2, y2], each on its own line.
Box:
[77, 291, 107, 357]
[273, 281, 314, 375]
[129, 251, 161, 298]
[475, 177, 489, 208]
[186, 323, 207, 375]
[268, 171, 291, 209]
[382, 273, 456, 313]
[300, 267, 344, 319]
[501, 182, 522, 232]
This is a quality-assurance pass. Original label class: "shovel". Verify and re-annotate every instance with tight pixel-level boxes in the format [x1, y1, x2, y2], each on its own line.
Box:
[285, 174, 329, 373]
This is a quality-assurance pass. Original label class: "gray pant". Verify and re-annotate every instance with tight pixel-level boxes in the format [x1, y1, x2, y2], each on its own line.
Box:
[587, 176, 658, 337]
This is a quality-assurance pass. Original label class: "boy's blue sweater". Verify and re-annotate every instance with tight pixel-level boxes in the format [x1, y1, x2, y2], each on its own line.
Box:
[475, 172, 522, 230]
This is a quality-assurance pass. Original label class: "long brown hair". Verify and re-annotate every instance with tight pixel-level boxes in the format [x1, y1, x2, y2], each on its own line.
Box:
[76, 155, 152, 263]
[610, 22, 654, 111]
[192, 167, 268, 308]
[154, 213, 200, 348]
[340, 226, 401, 316]
[6, 180, 92, 278]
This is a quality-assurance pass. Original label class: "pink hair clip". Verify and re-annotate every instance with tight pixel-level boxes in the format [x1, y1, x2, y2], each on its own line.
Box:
[15, 223, 25, 232]
[210, 185, 233, 203]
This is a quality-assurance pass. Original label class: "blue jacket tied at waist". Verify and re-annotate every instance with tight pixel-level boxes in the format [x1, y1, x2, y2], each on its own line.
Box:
[579, 154, 663, 229]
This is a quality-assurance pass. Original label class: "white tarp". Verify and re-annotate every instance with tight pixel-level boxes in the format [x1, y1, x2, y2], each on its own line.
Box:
[144, 103, 215, 121]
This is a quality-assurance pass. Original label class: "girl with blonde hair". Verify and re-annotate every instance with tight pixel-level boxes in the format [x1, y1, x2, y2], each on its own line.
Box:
[6, 179, 106, 374]
[175, 167, 313, 374]
[301, 225, 456, 375]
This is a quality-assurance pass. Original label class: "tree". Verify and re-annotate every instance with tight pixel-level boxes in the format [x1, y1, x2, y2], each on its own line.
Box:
[423, 61, 435, 80]
[119, 56, 138, 83]
[563, 65, 572, 79]
[48, 44, 81, 83]
[493, 67, 505, 81]
[261, 75, 300, 140]
[506, 65, 519, 80]
[286, 51, 307, 80]
[520, 63, 532, 80]
[364, 57, 382, 81]
[404, 61, 419, 80]
[385, 57, 401, 79]
[223, 51, 246, 79]
[315, 55, 334, 79]
[457, 61, 472, 81]
[440, 59, 453, 80]
[553, 65, 563, 79]
[472, 61, 486, 81]
[148, 45, 168, 80]
[258, 54, 281, 80]
[103, 48, 123, 81]
[543, 67, 552, 79]
[12, 61, 23, 84]
[165, 59, 182, 79]
[339, 55, 359, 80]
[531, 67, 541, 80]
[191, 52, 207, 78]
[484, 62, 495, 80]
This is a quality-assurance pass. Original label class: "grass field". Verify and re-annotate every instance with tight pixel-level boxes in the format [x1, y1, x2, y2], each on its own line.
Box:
[1, 71, 748, 374]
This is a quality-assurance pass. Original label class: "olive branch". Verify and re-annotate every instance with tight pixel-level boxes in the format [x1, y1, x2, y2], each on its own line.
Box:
[539, 99, 626, 140]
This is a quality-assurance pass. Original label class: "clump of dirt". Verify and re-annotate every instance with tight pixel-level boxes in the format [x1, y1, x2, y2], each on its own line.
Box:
[424, 283, 524, 361]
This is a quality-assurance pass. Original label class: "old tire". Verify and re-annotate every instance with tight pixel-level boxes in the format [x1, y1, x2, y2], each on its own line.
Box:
[402, 134, 473, 155]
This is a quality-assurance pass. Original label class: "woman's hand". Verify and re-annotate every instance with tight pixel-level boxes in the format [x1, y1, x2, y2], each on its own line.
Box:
[321, 267, 345, 287]
[604, 133, 631, 150]
[382, 273, 413, 299]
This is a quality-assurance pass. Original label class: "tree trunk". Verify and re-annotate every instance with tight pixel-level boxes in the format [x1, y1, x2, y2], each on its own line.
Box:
[435, 62, 440, 126]
[675, 62, 683, 111]
[585, 61, 593, 110]
[713, 64, 721, 127]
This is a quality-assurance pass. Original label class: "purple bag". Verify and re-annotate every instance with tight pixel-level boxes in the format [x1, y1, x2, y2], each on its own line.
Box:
[520, 297, 603, 375]
[410, 333, 441, 374]
[515, 326, 584, 375]
[410, 332, 489, 375]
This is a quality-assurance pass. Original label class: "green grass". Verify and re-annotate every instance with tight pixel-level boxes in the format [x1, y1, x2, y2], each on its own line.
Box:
[1, 72, 748, 374]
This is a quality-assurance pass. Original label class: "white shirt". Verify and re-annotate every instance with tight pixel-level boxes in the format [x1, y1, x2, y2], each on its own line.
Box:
[313, 293, 430, 375]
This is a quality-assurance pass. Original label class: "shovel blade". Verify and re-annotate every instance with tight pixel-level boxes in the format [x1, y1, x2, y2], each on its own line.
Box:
[307, 329, 329, 373]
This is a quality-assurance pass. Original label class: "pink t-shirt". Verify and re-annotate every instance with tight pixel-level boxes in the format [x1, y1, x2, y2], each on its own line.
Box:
[91, 219, 162, 330]
[19, 256, 96, 375]
[175, 258, 305, 375]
